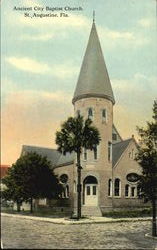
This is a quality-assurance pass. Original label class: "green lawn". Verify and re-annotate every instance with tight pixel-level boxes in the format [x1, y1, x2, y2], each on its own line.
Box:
[102, 208, 151, 218]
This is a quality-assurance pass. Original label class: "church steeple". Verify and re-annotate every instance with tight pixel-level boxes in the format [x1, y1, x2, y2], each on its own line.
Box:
[72, 21, 115, 105]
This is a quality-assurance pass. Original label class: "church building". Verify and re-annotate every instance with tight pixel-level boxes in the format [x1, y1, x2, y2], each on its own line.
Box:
[21, 20, 147, 216]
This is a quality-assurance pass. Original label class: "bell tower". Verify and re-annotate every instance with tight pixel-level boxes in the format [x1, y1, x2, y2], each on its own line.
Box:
[72, 19, 115, 213]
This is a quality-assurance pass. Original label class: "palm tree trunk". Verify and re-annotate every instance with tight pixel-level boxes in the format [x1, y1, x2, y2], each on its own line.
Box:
[152, 199, 157, 237]
[77, 151, 82, 220]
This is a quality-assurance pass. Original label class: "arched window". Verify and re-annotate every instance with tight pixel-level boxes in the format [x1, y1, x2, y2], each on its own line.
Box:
[131, 186, 135, 197]
[88, 108, 93, 120]
[137, 185, 141, 197]
[63, 189, 66, 198]
[94, 145, 97, 160]
[108, 142, 112, 161]
[66, 185, 69, 198]
[60, 174, 68, 184]
[74, 181, 76, 193]
[108, 179, 112, 196]
[125, 184, 129, 197]
[83, 148, 87, 160]
[102, 109, 107, 122]
[131, 149, 134, 159]
[114, 178, 120, 196]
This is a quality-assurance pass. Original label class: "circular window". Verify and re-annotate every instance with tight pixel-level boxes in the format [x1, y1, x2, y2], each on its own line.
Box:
[60, 174, 68, 184]
[126, 173, 139, 183]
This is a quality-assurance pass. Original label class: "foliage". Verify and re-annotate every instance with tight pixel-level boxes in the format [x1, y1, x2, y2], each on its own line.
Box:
[56, 114, 101, 219]
[56, 115, 101, 154]
[136, 100, 157, 236]
[136, 100, 157, 202]
[102, 208, 151, 218]
[2, 171, 24, 205]
[2, 152, 62, 205]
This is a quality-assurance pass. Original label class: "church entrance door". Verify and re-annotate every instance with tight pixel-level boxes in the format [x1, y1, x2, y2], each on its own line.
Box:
[85, 184, 98, 206]
[83, 176, 98, 206]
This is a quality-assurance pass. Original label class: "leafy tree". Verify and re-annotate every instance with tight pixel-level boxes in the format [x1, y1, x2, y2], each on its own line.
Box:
[136, 100, 157, 237]
[56, 115, 101, 219]
[2, 173, 24, 211]
[2, 152, 62, 213]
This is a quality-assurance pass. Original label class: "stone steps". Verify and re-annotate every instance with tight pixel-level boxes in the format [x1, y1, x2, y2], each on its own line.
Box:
[81, 206, 102, 217]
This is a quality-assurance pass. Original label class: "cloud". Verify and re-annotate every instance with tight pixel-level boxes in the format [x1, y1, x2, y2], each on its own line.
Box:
[2, 73, 156, 165]
[20, 14, 89, 28]
[13, 11, 150, 48]
[4, 7, 90, 42]
[6, 56, 79, 78]
[52, 64, 78, 79]
[7, 90, 72, 105]
[20, 33, 54, 41]
[112, 74, 156, 97]
[5, 4, 151, 49]
[8, 11, 89, 31]
[104, 29, 134, 40]
[99, 26, 150, 49]
[6, 57, 50, 74]
[138, 18, 153, 28]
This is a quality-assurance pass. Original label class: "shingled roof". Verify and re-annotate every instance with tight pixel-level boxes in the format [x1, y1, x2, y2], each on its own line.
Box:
[56, 152, 75, 167]
[112, 138, 132, 167]
[21, 145, 74, 168]
[21, 145, 61, 168]
[72, 22, 115, 105]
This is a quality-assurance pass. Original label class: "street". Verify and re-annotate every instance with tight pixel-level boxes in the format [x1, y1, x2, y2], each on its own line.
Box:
[1, 215, 157, 249]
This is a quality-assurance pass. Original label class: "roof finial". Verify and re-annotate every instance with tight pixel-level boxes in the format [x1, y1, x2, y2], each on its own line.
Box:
[93, 10, 95, 23]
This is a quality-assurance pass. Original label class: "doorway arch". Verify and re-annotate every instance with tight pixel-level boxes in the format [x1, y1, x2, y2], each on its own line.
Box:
[83, 175, 98, 206]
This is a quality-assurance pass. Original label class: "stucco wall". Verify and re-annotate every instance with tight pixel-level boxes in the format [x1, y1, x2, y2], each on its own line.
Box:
[112, 139, 148, 208]
[54, 163, 75, 208]
[74, 97, 113, 209]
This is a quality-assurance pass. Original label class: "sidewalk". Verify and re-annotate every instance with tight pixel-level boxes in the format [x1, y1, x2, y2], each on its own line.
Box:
[1, 212, 152, 225]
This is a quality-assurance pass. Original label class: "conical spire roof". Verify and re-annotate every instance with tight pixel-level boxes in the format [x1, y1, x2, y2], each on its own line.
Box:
[72, 22, 115, 104]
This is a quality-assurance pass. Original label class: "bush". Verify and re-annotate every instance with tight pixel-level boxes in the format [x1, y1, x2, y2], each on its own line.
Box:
[102, 208, 151, 218]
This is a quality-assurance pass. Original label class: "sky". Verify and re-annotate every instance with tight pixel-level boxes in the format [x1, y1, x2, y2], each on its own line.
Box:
[1, 0, 157, 165]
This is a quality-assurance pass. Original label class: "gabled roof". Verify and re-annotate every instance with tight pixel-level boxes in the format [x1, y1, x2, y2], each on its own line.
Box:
[72, 22, 115, 105]
[22, 138, 133, 169]
[112, 138, 132, 167]
[56, 152, 75, 167]
[22, 145, 61, 168]
[21, 145, 74, 168]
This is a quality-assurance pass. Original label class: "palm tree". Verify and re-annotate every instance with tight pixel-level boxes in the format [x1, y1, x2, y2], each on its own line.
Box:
[56, 115, 101, 220]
